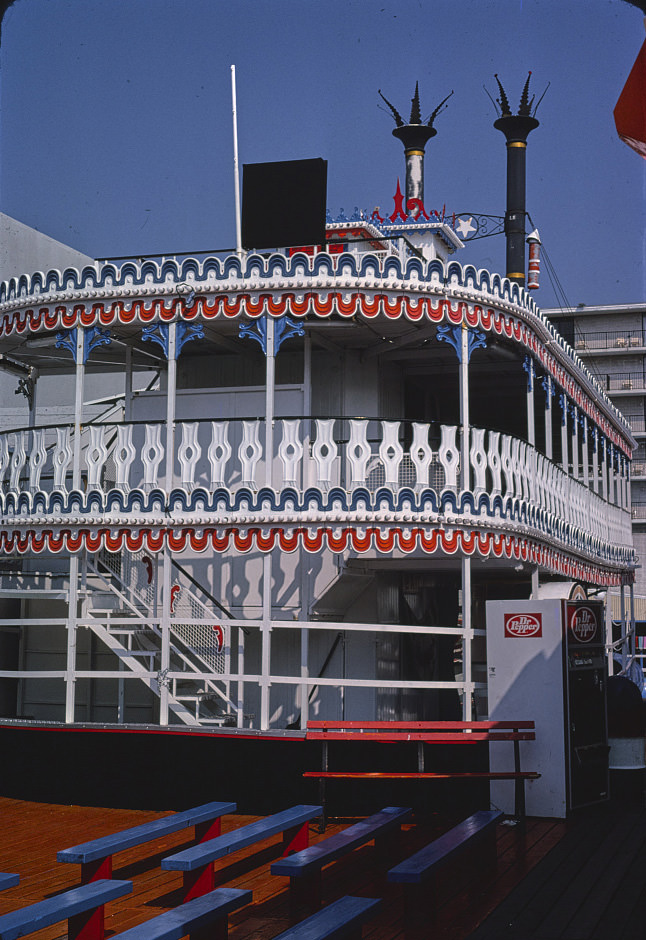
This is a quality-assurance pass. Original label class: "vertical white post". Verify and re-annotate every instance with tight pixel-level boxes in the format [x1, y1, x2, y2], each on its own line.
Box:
[560, 395, 569, 475]
[602, 439, 609, 502]
[629, 582, 636, 662]
[461, 556, 473, 721]
[261, 554, 272, 730]
[237, 628, 246, 729]
[572, 407, 579, 480]
[460, 324, 469, 491]
[125, 345, 133, 422]
[65, 554, 79, 723]
[160, 547, 172, 726]
[28, 370, 38, 429]
[605, 590, 614, 675]
[620, 583, 627, 673]
[260, 317, 276, 731]
[582, 418, 589, 489]
[300, 333, 312, 727]
[526, 360, 535, 447]
[231, 65, 243, 258]
[160, 322, 177, 726]
[265, 318, 275, 489]
[592, 429, 599, 495]
[166, 323, 177, 491]
[544, 376, 553, 462]
[531, 567, 540, 597]
[72, 329, 85, 490]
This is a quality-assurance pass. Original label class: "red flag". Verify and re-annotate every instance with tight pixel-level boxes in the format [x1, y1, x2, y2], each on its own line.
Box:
[614, 38, 646, 158]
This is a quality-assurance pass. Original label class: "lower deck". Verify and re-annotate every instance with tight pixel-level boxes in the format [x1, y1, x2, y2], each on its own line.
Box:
[0, 797, 568, 940]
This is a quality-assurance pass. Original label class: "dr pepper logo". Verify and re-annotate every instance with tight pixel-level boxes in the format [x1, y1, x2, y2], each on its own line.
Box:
[569, 606, 598, 644]
[504, 613, 542, 638]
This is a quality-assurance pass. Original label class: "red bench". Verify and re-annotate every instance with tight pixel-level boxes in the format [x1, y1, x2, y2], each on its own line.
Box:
[304, 720, 539, 827]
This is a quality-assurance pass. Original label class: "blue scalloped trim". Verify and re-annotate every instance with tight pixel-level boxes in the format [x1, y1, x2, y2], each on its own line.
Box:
[0, 484, 634, 568]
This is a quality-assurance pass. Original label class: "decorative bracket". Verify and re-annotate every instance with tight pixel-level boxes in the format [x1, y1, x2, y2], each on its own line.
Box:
[55, 326, 111, 364]
[436, 324, 487, 363]
[522, 355, 534, 392]
[15, 376, 35, 409]
[239, 316, 305, 356]
[141, 321, 205, 359]
[540, 373, 555, 402]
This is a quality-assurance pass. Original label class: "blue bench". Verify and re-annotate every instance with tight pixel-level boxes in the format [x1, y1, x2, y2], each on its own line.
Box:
[162, 804, 322, 901]
[109, 887, 251, 940]
[272, 896, 381, 940]
[0, 878, 132, 940]
[388, 810, 502, 935]
[271, 806, 412, 913]
[0, 874, 19, 892]
[58, 801, 236, 883]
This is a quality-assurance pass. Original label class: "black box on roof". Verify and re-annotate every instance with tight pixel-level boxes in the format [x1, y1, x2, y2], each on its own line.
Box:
[242, 158, 327, 250]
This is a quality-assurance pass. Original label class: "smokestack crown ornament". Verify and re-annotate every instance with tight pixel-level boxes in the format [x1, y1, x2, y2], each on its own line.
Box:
[379, 83, 453, 207]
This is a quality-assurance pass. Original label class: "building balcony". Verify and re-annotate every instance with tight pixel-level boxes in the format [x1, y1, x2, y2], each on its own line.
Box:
[575, 330, 646, 354]
[0, 417, 633, 574]
[602, 372, 646, 395]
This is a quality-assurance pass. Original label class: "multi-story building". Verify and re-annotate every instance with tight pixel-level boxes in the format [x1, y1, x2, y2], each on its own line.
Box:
[544, 304, 646, 594]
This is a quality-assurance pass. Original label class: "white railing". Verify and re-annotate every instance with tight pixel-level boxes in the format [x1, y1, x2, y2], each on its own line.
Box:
[0, 418, 633, 568]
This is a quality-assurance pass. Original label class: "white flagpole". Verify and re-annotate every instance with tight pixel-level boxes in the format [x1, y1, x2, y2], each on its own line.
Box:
[231, 65, 243, 257]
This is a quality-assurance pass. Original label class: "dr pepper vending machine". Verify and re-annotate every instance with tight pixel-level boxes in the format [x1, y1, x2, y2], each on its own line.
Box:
[486, 598, 608, 818]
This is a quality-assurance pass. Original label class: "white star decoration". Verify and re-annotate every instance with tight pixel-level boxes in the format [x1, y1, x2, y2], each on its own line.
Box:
[456, 216, 477, 238]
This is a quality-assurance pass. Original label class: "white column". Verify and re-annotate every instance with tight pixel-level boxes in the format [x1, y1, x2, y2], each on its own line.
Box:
[582, 417, 589, 489]
[261, 553, 272, 730]
[160, 322, 177, 725]
[460, 325, 469, 490]
[260, 317, 276, 730]
[526, 359, 535, 447]
[65, 554, 79, 723]
[620, 583, 627, 673]
[602, 438, 608, 502]
[72, 328, 85, 490]
[165, 322, 177, 490]
[544, 376, 553, 461]
[461, 556, 473, 721]
[125, 345, 133, 422]
[592, 428, 599, 495]
[160, 545, 172, 726]
[572, 407, 579, 480]
[560, 394, 568, 475]
[300, 334, 312, 726]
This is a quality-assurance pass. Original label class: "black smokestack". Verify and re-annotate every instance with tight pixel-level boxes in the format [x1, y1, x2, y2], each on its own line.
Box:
[492, 73, 540, 285]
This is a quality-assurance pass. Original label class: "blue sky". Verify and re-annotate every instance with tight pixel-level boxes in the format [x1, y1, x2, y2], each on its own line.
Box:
[0, 0, 644, 308]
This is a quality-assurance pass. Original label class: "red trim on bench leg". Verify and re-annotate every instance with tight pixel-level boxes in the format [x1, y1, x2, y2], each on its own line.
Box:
[80, 857, 112, 885]
[195, 818, 222, 843]
[282, 821, 310, 857]
[69, 904, 105, 940]
[183, 864, 214, 901]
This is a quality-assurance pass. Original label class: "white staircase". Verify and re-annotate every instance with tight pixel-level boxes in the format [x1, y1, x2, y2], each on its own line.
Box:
[84, 550, 239, 726]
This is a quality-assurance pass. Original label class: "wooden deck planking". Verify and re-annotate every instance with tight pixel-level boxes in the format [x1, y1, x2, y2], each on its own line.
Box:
[0, 797, 568, 940]
[467, 804, 646, 940]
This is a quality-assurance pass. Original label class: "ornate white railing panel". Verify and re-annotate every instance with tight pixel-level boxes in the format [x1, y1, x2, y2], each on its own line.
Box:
[0, 417, 634, 569]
